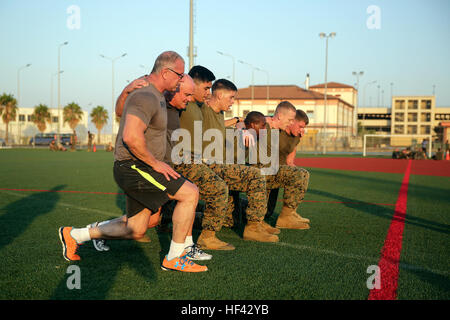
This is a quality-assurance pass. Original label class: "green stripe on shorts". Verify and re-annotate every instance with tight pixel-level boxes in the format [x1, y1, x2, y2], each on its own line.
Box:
[131, 165, 167, 191]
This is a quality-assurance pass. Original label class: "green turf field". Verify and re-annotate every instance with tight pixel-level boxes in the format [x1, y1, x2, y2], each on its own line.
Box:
[0, 149, 448, 300]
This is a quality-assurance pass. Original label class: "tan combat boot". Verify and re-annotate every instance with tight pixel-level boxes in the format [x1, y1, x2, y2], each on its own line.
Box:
[276, 207, 310, 230]
[197, 230, 235, 250]
[243, 221, 279, 242]
[261, 220, 281, 235]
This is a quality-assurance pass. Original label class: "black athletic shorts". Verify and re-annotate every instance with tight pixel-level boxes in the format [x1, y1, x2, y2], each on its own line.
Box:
[113, 159, 186, 218]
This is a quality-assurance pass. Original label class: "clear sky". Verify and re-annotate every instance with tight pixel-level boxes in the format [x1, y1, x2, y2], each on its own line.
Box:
[1, 0, 449, 133]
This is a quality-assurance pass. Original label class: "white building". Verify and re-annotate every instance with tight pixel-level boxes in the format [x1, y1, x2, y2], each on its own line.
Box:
[2, 107, 89, 145]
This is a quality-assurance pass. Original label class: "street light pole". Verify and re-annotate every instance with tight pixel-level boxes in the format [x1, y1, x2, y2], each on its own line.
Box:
[100, 53, 127, 144]
[238, 60, 256, 111]
[51, 71, 64, 116]
[57, 41, 68, 144]
[352, 71, 364, 136]
[319, 32, 336, 154]
[255, 67, 269, 102]
[217, 51, 235, 83]
[17, 63, 31, 108]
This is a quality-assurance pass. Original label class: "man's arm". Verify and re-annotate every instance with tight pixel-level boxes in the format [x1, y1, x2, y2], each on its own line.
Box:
[115, 76, 149, 117]
[224, 117, 243, 128]
[286, 150, 296, 166]
[123, 114, 180, 181]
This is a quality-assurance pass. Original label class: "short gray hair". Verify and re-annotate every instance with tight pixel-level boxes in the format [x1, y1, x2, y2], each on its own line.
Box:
[151, 51, 184, 74]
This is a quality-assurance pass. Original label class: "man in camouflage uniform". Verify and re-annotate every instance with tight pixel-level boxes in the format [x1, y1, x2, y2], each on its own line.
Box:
[235, 105, 311, 230]
[198, 78, 279, 243]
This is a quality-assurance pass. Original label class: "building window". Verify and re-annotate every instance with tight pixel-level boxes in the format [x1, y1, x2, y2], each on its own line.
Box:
[420, 125, 430, 134]
[19, 114, 26, 122]
[306, 110, 314, 120]
[394, 125, 404, 134]
[52, 116, 59, 123]
[407, 100, 418, 110]
[407, 113, 417, 122]
[421, 100, 431, 109]
[395, 100, 405, 110]
[225, 110, 233, 118]
[27, 115, 32, 122]
[242, 110, 250, 117]
[395, 113, 404, 122]
[420, 113, 431, 122]
[407, 125, 417, 134]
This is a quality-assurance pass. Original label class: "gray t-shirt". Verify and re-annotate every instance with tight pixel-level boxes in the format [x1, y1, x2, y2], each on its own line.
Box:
[114, 84, 167, 162]
[164, 104, 181, 163]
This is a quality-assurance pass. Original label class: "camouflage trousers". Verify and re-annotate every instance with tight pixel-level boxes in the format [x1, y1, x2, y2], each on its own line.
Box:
[225, 165, 310, 218]
[172, 163, 228, 232]
[207, 163, 267, 223]
[264, 165, 310, 210]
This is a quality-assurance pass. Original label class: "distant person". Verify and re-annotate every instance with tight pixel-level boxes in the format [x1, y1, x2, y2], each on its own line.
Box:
[432, 148, 443, 160]
[421, 139, 428, 153]
[57, 142, 67, 152]
[87, 131, 94, 152]
[392, 148, 401, 159]
[414, 147, 426, 160]
[49, 140, 58, 151]
[106, 142, 114, 152]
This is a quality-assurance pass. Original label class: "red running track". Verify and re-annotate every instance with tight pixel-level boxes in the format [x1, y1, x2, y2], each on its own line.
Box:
[294, 157, 450, 177]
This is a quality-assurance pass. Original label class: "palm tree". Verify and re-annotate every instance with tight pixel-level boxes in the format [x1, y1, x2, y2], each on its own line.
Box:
[63, 102, 83, 150]
[0, 93, 18, 144]
[31, 104, 52, 133]
[63, 102, 83, 134]
[90, 105, 109, 144]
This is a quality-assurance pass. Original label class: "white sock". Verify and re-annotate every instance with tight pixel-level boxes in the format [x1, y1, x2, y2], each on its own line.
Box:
[167, 240, 186, 261]
[184, 235, 194, 248]
[70, 227, 91, 244]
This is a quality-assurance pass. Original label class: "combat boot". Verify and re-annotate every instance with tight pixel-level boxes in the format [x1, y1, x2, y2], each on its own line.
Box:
[197, 230, 235, 250]
[261, 220, 281, 235]
[243, 221, 279, 242]
[276, 206, 310, 230]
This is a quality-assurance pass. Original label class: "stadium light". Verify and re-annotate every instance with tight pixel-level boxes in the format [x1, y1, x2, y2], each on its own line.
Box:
[319, 32, 336, 154]
[57, 41, 68, 144]
[100, 53, 127, 143]
[217, 51, 235, 83]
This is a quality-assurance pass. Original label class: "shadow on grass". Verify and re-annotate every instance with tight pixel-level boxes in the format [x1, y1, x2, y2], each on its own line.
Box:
[313, 169, 450, 207]
[307, 188, 449, 235]
[50, 188, 157, 299]
[50, 241, 157, 299]
[0, 185, 66, 251]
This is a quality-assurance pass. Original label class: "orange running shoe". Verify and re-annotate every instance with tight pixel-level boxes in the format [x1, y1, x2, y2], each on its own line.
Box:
[59, 227, 81, 261]
[161, 255, 208, 272]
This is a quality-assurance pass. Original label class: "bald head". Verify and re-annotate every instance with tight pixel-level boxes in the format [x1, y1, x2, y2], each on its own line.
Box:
[168, 75, 195, 110]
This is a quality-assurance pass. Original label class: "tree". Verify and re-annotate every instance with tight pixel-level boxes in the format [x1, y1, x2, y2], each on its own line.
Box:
[0, 93, 18, 144]
[90, 105, 109, 144]
[31, 104, 52, 133]
[63, 102, 83, 151]
[63, 102, 83, 134]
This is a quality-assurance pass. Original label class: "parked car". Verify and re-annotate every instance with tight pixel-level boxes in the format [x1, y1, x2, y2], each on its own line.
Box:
[29, 133, 72, 146]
